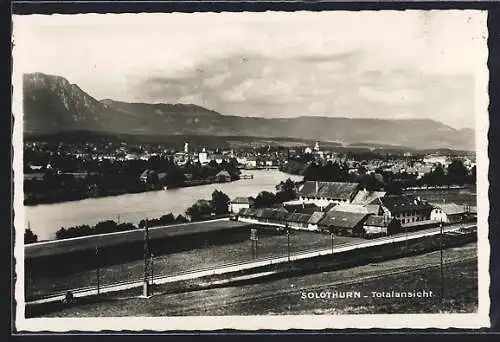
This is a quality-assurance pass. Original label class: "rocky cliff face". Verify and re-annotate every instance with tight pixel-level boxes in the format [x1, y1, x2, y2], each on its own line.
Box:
[22, 73, 475, 150]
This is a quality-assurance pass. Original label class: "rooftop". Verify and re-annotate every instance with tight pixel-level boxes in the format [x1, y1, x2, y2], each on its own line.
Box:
[298, 181, 360, 200]
[318, 211, 369, 229]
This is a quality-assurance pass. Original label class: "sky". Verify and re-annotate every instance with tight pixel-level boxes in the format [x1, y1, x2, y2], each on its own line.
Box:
[13, 11, 487, 129]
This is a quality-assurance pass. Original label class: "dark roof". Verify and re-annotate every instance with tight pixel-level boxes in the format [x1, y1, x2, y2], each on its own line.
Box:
[286, 212, 312, 223]
[319, 212, 369, 229]
[268, 208, 290, 221]
[240, 208, 258, 217]
[259, 208, 276, 219]
[324, 203, 338, 212]
[238, 208, 250, 216]
[364, 215, 396, 227]
[298, 181, 359, 200]
[370, 195, 433, 214]
[284, 203, 322, 214]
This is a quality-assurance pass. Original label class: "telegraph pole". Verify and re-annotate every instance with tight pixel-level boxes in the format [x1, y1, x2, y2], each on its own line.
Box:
[95, 246, 100, 296]
[440, 220, 444, 302]
[286, 225, 291, 264]
[150, 252, 154, 295]
[143, 219, 150, 297]
[405, 223, 408, 258]
[250, 228, 258, 259]
[331, 232, 335, 254]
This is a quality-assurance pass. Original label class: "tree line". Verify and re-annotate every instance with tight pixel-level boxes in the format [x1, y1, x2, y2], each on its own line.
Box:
[24, 155, 241, 205]
[24, 189, 234, 243]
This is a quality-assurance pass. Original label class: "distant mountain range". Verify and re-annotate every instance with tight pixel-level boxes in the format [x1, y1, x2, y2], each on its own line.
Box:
[22, 72, 475, 150]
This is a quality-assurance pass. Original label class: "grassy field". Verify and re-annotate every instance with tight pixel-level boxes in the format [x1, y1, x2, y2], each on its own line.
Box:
[40, 242, 477, 317]
[26, 228, 363, 299]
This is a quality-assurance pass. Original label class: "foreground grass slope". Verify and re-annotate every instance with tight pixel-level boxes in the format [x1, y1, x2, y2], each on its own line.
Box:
[40, 243, 477, 317]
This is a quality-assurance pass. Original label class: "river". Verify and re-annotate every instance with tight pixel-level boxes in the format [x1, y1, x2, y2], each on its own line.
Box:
[24, 170, 303, 241]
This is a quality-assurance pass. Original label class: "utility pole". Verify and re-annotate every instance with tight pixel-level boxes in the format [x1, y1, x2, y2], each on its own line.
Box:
[143, 219, 150, 297]
[286, 225, 291, 265]
[96, 246, 100, 296]
[117, 214, 120, 225]
[150, 252, 154, 295]
[250, 228, 258, 259]
[440, 220, 444, 302]
[331, 232, 335, 254]
[405, 223, 408, 258]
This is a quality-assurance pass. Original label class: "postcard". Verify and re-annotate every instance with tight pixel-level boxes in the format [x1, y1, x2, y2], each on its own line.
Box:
[12, 10, 490, 331]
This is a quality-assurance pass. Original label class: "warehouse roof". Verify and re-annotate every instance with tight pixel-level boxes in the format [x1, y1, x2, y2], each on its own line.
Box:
[370, 195, 433, 214]
[430, 203, 469, 216]
[319, 212, 369, 229]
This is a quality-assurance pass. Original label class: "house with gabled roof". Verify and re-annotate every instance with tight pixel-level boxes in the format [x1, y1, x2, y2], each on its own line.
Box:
[307, 211, 326, 231]
[430, 202, 470, 224]
[318, 211, 370, 236]
[229, 196, 255, 214]
[370, 195, 433, 225]
[362, 215, 401, 236]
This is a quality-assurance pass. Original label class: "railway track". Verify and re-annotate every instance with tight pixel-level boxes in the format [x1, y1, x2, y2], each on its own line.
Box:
[27, 223, 476, 304]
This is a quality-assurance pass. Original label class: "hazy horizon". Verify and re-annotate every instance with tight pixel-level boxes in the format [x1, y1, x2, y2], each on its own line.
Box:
[14, 11, 487, 130]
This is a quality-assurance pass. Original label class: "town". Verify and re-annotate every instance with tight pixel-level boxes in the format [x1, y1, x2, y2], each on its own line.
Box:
[23, 139, 476, 206]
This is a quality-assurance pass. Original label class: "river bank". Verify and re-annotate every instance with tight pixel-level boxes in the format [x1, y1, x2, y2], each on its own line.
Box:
[24, 170, 303, 241]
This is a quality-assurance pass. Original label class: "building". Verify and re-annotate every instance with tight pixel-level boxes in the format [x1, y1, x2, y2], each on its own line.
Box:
[215, 170, 231, 183]
[198, 148, 209, 165]
[297, 181, 361, 209]
[212, 154, 225, 164]
[350, 189, 386, 205]
[307, 211, 326, 231]
[329, 203, 381, 215]
[286, 213, 313, 230]
[229, 197, 255, 214]
[362, 215, 401, 236]
[318, 211, 370, 236]
[423, 154, 449, 166]
[430, 203, 470, 224]
[246, 159, 257, 169]
[370, 195, 433, 225]
[283, 201, 322, 214]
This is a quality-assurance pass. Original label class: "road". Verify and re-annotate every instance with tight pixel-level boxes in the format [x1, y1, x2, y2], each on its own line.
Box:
[27, 222, 475, 305]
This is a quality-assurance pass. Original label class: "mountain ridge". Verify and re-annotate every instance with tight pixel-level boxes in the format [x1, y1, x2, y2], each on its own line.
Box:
[22, 72, 475, 150]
